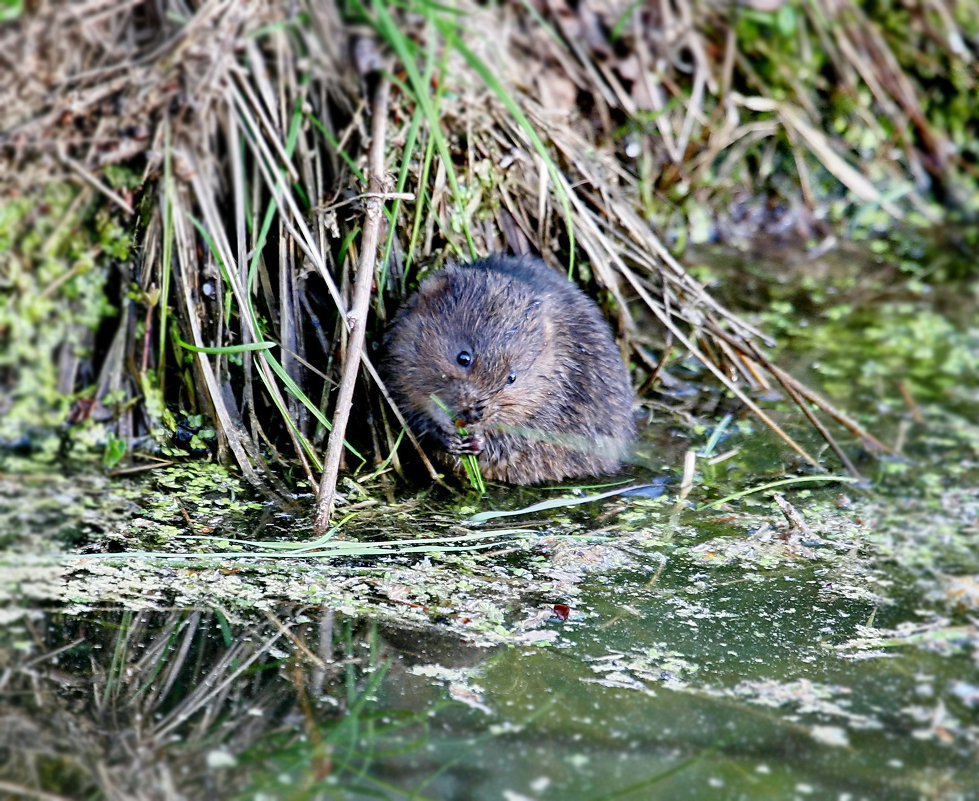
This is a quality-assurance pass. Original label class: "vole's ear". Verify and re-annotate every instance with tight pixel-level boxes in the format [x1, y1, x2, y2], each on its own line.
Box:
[525, 297, 559, 344]
[412, 271, 453, 310]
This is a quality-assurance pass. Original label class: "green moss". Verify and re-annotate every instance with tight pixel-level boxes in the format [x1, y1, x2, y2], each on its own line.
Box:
[785, 303, 979, 413]
[0, 184, 128, 442]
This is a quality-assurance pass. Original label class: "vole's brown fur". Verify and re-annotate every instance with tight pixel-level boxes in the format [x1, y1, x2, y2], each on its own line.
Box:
[381, 254, 635, 485]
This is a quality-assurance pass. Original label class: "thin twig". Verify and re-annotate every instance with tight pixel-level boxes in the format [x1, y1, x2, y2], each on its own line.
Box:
[314, 77, 391, 533]
[57, 143, 134, 214]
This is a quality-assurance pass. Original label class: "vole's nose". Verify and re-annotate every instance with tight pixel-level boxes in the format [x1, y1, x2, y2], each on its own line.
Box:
[457, 406, 482, 426]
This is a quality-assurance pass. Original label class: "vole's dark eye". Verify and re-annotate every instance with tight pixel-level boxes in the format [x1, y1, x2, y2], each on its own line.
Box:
[506, 371, 517, 385]
[456, 350, 473, 367]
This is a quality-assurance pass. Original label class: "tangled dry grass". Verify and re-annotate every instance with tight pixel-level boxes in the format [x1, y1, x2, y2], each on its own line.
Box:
[3, 0, 975, 519]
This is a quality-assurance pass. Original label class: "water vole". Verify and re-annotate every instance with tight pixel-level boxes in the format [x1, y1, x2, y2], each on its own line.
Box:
[381, 254, 635, 484]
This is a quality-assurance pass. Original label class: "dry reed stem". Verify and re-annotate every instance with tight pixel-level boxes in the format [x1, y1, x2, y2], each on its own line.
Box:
[314, 77, 391, 533]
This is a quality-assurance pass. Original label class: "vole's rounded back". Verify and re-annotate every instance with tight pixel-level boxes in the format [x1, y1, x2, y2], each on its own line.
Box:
[382, 254, 635, 484]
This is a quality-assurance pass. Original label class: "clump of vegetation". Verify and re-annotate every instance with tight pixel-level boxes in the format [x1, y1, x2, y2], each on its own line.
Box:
[0, 183, 126, 447]
[1, 0, 975, 520]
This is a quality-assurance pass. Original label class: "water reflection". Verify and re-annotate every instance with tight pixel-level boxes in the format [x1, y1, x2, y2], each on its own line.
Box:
[3, 568, 977, 801]
[1, 608, 364, 797]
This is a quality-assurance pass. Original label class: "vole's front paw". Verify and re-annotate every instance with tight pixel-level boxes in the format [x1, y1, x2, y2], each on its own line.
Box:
[442, 431, 484, 455]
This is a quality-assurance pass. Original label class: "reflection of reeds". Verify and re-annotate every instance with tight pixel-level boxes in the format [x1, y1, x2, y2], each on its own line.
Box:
[2, 0, 962, 512]
[0, 608, 439, 799]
